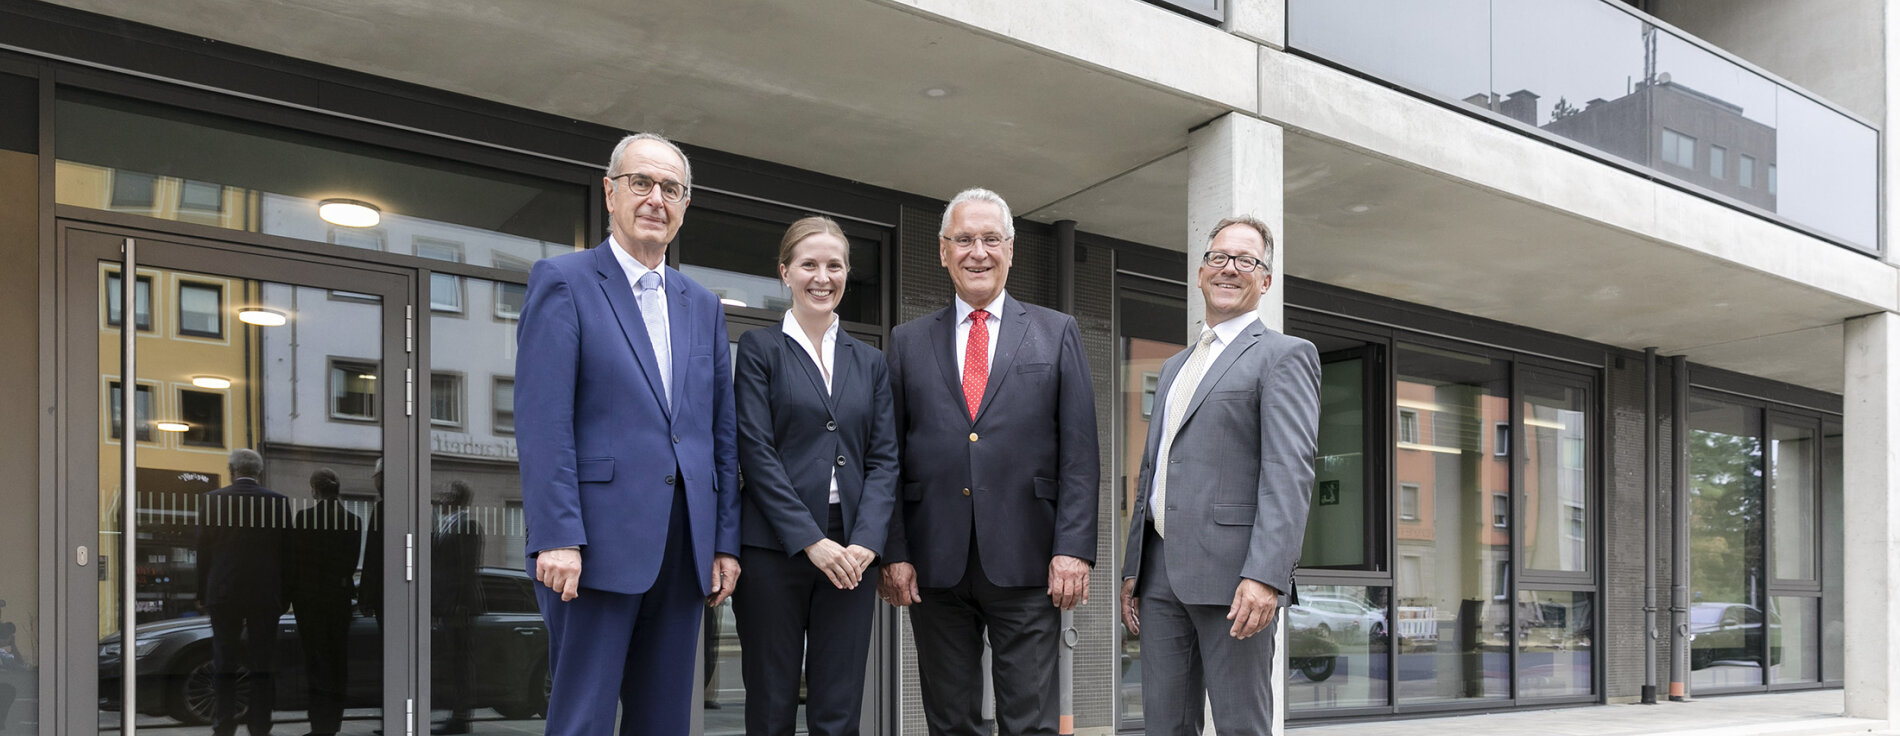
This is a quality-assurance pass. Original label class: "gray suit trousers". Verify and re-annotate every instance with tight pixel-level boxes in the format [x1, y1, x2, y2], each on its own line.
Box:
[1138, 525, 1278, 736]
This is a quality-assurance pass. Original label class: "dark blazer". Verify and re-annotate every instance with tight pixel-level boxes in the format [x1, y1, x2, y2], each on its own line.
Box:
[885, 294, 1099, 589]
[735, 325, 899, 555]
[287, 499, 362, 605]
[1121, 319, 1321, 605]
[515, 241, 741, 596]
[197, 478, 292, 615]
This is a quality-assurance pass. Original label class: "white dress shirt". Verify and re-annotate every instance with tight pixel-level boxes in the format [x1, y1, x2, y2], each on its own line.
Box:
[782, 311, 842, 504]
[953, 290, 1006, 378]
[1147, 314, 1253, 509]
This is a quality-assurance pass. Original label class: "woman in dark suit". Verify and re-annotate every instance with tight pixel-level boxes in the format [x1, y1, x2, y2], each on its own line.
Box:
[732, 215, 898, 736]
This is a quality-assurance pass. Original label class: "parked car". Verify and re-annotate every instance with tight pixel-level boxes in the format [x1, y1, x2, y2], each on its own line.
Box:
[100, 567, 550, 725]
[1688, 601, 1781, 670]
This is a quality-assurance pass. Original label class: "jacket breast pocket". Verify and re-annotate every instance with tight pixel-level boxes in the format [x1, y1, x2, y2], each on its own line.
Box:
[1209, 389, 1256, 403]
[578, 457, 615, 483]
[1211, 503, 1255, 526]
[1017, 362, 1052, 374]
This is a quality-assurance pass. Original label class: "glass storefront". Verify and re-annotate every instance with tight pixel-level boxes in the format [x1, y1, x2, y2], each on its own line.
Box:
[0, 69, 39, 736]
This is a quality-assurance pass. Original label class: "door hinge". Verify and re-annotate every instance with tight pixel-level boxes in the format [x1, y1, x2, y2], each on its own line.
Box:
[405, 368, 415, 417]
[405, 304, 414, 354]
[405, 533, 415, 582]
[405, 697, 415, 736]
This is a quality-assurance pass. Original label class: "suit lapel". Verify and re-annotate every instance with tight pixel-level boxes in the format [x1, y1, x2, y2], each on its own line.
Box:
[784, 331, 837, 416]
[666, 266, 692, 414]
[1180, 319, 1265, 427]
[929, 307, 962, 414]
[974, 295, 1027, 422]
[591, 243, 671, 419]
[829, 338, 853, 413]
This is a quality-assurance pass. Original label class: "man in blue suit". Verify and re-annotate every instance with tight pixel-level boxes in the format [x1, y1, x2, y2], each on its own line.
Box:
[515, 132, 742, 735]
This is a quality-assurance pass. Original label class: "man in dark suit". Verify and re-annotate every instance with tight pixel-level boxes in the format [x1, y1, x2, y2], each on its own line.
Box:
[879, 188, 1098, 736]
[197, 448, 291, 736]
[431, 480, 483, 734]
[1119, 216, 1320, 735]
[515, 132, 742, 735]
[288, 468, 361, 736]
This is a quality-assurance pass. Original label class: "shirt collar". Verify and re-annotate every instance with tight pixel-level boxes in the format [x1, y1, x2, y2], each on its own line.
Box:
[1201, 313, 1254, 347]
[608, 235, 664, 289]
[954, 289, 1009, 324]
[780, 310, 839, 346]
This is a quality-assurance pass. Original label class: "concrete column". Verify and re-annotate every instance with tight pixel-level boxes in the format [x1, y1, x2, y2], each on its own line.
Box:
[1187, 112, 1285, 331]
[1224, 0, 1285, 49]
[1185, 111, 1286, 735]
[1842, 311, 1900, 723]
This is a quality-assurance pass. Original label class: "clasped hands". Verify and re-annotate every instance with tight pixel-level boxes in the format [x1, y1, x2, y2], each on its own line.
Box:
[804, 538, 876, 590]
[535, 548, 744, 607]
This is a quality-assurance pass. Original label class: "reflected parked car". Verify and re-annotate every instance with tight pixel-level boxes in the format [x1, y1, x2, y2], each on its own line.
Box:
[100, 567, 550, 725]
[1287, 594, 1387, 643]
[1688, 602, 1781, 670]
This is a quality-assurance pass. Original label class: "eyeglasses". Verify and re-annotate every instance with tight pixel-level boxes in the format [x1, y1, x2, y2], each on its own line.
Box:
[1202, 250, 1265, 273]
[610, 173, 689, 204]
[942, 233, 1011, 249]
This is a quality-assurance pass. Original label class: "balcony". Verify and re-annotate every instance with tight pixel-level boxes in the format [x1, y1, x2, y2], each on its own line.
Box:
[1287, 0, 1879, 254]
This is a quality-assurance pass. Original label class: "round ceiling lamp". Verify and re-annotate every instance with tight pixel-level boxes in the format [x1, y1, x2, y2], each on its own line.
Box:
[153, 421, 191, 433]
[237, 307, 289, 327]
[191, 376, 233, 389]
[318, 198, 381, 228]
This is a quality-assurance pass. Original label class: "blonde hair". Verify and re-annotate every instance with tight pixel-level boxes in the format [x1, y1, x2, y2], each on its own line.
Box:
[778, 215, 850, 269]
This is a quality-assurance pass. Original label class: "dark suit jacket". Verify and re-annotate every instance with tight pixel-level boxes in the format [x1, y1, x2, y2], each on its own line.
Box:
[885, 294, 1099, 589]
[197, 478, 292, 615]
[432, 509, 485, 612]
[1121, 319, 1320, 606]
[515, 241, 741, 596]
[287, 499, 362, 606]
[735, 325, 899, 556]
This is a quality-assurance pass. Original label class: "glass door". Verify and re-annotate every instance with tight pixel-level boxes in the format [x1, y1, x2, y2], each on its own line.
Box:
[66, 224, 413, 736]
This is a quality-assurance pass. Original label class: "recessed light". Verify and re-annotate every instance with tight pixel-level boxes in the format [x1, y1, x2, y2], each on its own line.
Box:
[238, 307, 288, 327]
[154, 421, 190, 433]
[318, 198, 381, 228]
[191, 376, 232, 389]
[1347, 204, 1372, 214]
[923, 86, 953, 98]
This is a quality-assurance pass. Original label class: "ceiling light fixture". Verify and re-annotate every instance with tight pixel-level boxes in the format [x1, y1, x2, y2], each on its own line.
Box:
[237, 307, 289, 327]
[318, 198, 382, 228]
[191, 376, 233, 390]
[719, 298, 747, 308]
[922, 86, 953, 98]
[153, 421, 191, 433]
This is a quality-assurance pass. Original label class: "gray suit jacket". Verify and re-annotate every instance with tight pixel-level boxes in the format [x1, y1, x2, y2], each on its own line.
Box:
[1120, 318, 1320, 606]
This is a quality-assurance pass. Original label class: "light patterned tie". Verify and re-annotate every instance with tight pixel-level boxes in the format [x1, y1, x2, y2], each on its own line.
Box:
[1152, 329, 1219, 538]
[637, 270, 671, 408]
[962, 309, 990, 420]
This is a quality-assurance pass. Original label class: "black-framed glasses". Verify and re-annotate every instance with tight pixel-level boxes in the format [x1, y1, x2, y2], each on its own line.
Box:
[1202, 250, 1265, 273]
[610, 173, 689, 203]
[942, 233, 1010, 249]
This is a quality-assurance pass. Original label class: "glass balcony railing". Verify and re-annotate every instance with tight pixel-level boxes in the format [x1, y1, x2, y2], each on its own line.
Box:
[1288, 0, 1879, 254]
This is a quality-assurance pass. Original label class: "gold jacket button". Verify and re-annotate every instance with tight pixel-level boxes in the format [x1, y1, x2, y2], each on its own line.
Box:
[963, 488, 971, 496]
[969, 432, 979, 442]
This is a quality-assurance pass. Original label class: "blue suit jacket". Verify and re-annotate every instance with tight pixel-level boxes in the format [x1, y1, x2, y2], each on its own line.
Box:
[884, 294, 1099, 589]
[514, 241, 740, 596]
[734, 325, 899, 556]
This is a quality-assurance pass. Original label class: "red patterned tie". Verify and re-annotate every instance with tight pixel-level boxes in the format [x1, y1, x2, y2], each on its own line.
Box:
[963, 309, 990, 420]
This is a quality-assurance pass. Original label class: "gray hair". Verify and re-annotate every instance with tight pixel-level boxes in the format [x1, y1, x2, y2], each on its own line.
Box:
[228, 448, 264, 479]
[606, 132, 694, 190]
[939, 188, 1015, 239]
[1208, 215, 1275, 276]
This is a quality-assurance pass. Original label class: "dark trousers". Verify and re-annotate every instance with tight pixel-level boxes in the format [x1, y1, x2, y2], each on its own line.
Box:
[209, 608, 280, 736]
[289, 595, 350, 733]
[1137, 525, 1278, 736]
[733, 504, 879, 736]
[534, 484, 703, 736]
[909, 533, 1059, 736]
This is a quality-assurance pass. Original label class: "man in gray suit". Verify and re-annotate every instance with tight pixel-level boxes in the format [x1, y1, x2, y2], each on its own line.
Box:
[1119, 216, 1320, 735]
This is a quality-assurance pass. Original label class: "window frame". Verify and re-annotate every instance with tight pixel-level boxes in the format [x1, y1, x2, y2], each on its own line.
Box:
[327, 357, 380, 422]
[175, 278, 225, 339]
[430, 371, 465, 429]
[176, 386, 227, 449]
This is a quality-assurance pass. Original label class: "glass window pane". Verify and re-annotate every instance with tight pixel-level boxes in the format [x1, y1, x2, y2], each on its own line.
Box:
[106, 272, 154, 331]
[330, 360, 379, 420]
[1822, 423, 1843, 681]
[417, 238, 465, 314]
[1689, 396, 1764, 689]
[108, 382, 154, 442]
[1770, 596, 1818, 684]
[1516, 590, 1593, 697]
[1305, 355, 1371, 569]
[677, 208, 882, 324]
[1115, 287, 1187, 726]
[430, 373, 462, 428]
[1523, 378, 1589, 573]
[493, 378, 515, 435]
[1394, 343, 1510, 704]
[178, 282, 223, 338]
[1770, 421, 1816, 580]
[178, 389, 226, 448]
[1288, 585, 1391, 712]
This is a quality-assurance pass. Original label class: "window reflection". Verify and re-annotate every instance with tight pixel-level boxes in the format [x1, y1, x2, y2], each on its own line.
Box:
[1288, 585, 1391, 711]
[1688, 396, 1764, 689]
[1515, 590, 1592, 697]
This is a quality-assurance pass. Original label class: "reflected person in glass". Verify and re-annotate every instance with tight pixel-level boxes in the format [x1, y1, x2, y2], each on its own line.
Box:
[731, 216, 898, 736]
[197, 448, 292, 736]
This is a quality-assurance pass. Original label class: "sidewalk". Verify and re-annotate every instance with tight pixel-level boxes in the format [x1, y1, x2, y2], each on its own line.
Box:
[1292, 690, 1892, 736]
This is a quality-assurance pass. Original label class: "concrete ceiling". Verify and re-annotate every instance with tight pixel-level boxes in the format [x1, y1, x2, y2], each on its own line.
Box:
[49, 0, 1873, 392]
[47, 0, 1226, 217]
